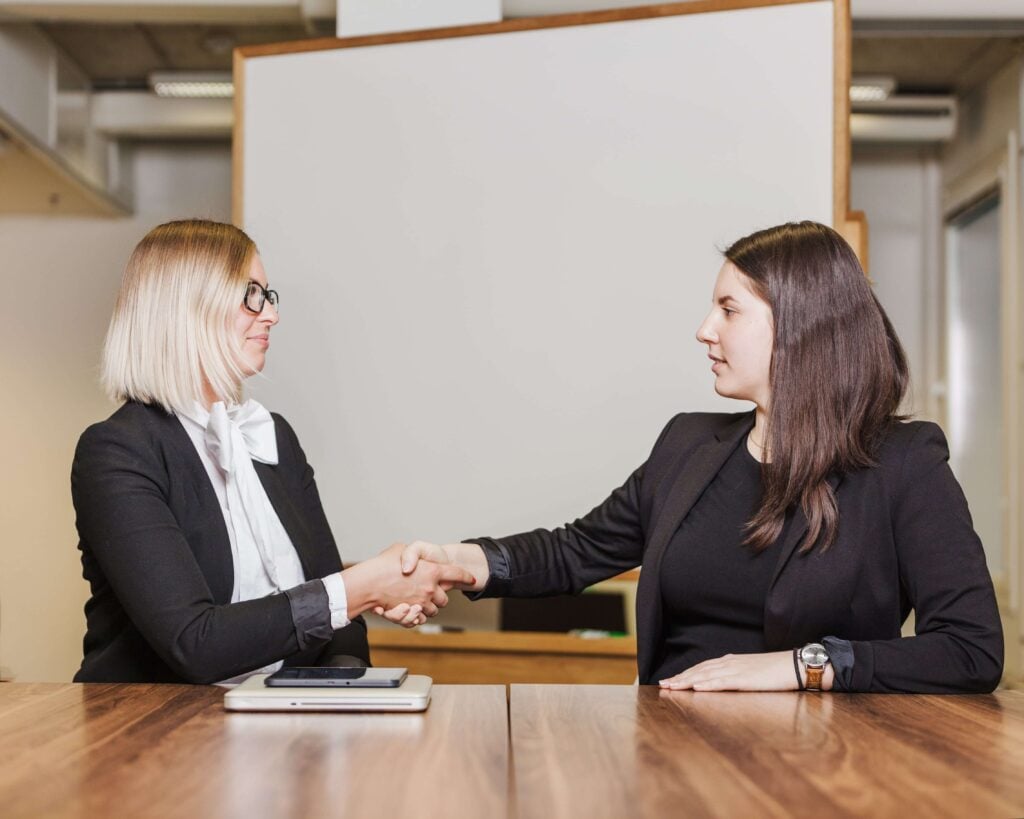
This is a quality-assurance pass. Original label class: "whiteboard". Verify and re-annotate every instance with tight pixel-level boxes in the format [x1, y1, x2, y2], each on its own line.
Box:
[240, 2, 835, 561]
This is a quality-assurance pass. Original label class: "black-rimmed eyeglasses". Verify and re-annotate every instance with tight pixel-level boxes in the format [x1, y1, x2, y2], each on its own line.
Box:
[243, 280, 279, 314]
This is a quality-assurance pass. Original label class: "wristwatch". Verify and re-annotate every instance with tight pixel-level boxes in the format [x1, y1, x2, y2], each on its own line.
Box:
[799, 642, 830, 691]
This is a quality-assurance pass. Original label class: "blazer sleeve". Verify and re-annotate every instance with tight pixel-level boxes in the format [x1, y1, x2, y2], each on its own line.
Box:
[274, 415, 370, 666]
[843, 423, 1004, 693]
[72, 421, 336, 684]
[468, 416, 679, 598]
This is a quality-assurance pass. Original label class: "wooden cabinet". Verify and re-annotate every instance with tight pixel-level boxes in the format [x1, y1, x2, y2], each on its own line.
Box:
[368, 629, 637, 684]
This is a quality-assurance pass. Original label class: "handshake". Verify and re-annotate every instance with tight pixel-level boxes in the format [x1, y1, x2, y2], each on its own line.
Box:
[345, 541, 489, 628]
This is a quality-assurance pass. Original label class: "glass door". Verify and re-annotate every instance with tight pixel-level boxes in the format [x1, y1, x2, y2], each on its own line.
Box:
[945, 193, 1004, 576]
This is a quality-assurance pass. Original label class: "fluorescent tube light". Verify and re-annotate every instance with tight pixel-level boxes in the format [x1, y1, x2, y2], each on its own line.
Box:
[149, 73, 234, 99]
[850, 76, 896, 103]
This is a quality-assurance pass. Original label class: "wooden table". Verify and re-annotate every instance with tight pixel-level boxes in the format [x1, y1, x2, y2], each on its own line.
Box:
[509, 685, 1024, 818]
[368, 628, 637, 684]
[0, 682, 508, 819]
[4, 682, 1024, 818]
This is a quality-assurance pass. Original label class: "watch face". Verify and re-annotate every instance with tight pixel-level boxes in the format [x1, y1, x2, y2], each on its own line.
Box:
[801, 643, 829, 667]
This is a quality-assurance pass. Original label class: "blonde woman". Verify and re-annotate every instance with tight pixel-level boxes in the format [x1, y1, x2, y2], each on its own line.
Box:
[72, 220, 471, 684]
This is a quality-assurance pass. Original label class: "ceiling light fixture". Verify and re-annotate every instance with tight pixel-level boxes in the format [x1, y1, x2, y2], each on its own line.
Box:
[149, 72, 234, 99]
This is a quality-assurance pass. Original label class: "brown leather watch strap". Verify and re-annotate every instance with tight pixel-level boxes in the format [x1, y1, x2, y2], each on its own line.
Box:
[805, 665, 825, 691]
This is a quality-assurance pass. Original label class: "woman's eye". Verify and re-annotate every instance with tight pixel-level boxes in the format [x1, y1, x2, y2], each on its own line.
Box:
[722, 308, 736, 316]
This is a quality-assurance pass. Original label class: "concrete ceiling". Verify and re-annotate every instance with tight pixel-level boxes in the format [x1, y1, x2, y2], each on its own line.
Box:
[9, 8, 1024, 94]
[41, 22, 317, 85]
[853, 35, 1024, 94]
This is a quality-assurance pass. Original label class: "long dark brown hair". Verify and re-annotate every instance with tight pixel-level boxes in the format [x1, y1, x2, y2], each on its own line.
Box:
[725, 221, 909, 553]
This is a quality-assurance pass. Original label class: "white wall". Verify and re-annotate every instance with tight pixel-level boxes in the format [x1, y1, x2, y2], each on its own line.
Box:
[851, 146, 942, 420]
[337, 0, 500, 36]
[0, 24, 56, 145]
[851, 0, 1024, 18]
[944, 59, 1022, 197]
[0, 141, 231, 682]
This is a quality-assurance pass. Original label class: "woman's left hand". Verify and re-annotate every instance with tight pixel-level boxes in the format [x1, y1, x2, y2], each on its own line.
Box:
[658, 651, 801, 691]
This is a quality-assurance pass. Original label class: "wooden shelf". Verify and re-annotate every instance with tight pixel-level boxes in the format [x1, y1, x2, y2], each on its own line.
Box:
[370, 628, 637, 656]
[369, 628, 638, 684]
[0, 104, 130, 217]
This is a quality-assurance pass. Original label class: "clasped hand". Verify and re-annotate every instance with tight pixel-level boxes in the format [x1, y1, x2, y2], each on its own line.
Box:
[371, 541, 468, 627]
[353, 542, 473, 623]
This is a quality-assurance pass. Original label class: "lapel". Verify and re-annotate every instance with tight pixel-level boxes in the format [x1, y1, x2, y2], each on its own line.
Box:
[155, 406, 235, 600]
[154, 403, 324, 594]
[762, 471, 843, 650]
[636, 411, 754, 681]
[254, 460, 322, 580]
[766, 471, 843, 592]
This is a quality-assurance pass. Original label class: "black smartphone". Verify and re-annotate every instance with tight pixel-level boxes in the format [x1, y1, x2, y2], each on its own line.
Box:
[264, 667, 408, 688]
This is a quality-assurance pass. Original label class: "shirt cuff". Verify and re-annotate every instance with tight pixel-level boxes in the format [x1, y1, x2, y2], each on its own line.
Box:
[460, 538, 512, 599]
[321, 572, 351, 630]
[283, 579, 334, 650]
[822, 635, 855, 691]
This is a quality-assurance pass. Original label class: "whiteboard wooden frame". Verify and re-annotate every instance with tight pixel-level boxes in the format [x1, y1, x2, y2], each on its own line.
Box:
[232, 0, 861, 259]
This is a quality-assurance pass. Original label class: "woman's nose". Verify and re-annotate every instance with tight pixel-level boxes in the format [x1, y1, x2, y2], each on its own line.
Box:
[696, 314, 717, 344]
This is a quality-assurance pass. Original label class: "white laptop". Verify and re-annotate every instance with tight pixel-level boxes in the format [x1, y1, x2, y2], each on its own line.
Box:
[224, 673, 433, 712]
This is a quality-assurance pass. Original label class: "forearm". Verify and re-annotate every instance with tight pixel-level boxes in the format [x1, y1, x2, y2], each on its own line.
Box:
[844, 633, 1002, 693]
[156, 588, 325, 684]
[462, 468, 646, 599]
[84, 532, 334, 683]
[467, 528, 640, 598]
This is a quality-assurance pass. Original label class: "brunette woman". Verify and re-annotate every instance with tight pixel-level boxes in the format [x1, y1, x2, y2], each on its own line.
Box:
[396, 221, 1003, 693]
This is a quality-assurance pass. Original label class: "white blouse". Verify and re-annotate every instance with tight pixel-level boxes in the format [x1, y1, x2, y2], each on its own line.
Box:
[177, 400, 349, 684]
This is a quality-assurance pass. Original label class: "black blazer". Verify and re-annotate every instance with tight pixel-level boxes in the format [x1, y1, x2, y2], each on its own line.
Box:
[71, 401, 369, 684]
[474, 412, 1003, 692]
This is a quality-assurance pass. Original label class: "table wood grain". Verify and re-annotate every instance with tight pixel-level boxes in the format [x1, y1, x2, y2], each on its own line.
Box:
[0, 682, 509, 819]
[7, 681, 1022, 818]
[509, 684, 1024, 818]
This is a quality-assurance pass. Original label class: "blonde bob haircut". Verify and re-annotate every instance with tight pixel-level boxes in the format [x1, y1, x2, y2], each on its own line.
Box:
[102, 219, 257, 414]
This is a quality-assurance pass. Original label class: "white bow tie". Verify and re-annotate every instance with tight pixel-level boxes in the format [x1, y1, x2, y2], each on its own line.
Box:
[203, 400, 279, 473]
[183, 399, 284, 590]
